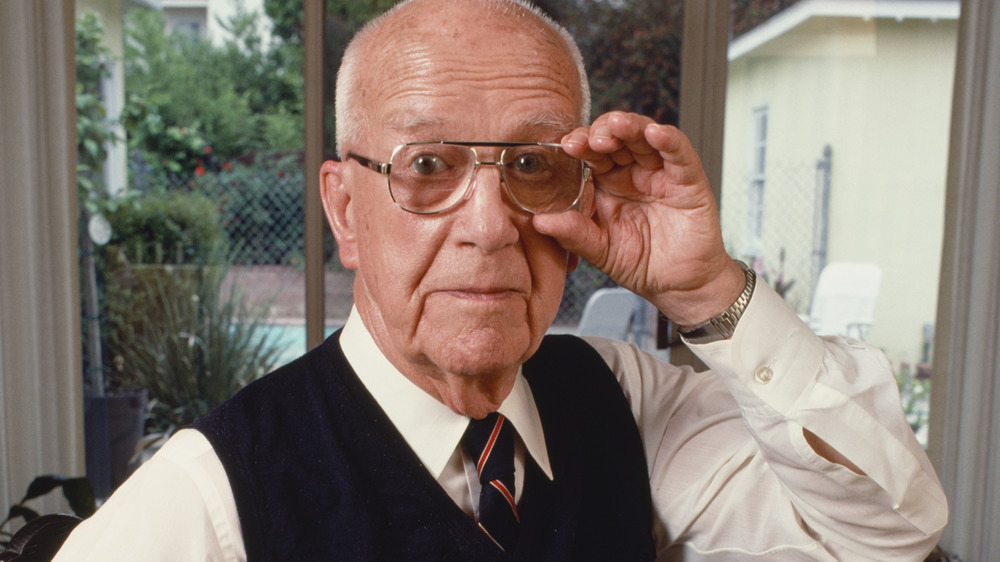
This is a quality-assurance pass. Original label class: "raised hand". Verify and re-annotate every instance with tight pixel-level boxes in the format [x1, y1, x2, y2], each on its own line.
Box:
[533, 111, 745, 326]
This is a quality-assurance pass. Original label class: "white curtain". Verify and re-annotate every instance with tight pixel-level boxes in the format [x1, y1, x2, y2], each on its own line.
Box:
[929, 0, 1000, 558]
[0, 0, 85, 513]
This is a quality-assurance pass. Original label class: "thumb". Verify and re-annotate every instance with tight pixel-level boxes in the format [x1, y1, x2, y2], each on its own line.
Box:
[532, 210, 607, 266]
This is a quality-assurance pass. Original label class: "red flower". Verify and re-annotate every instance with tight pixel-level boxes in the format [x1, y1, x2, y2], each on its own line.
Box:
[195, 166, 205, 176]
[222, 162, 233, 171]
[204, 145, 212, 155]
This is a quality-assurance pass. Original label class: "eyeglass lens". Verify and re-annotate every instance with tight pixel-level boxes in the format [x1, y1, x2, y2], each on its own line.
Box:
[388, 144, 585, 214]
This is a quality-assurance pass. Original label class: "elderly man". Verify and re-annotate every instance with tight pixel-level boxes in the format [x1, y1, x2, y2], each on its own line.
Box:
[55, 0, 946, 560]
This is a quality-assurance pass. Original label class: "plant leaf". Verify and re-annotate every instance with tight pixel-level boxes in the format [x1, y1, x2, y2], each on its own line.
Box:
[22, 475, 66, 502]
[7, 505, 40, 523]
[61, 478, 97, 518]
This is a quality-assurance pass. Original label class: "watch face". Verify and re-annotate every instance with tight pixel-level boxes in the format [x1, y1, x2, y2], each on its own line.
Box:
[88, 213, 112, 246]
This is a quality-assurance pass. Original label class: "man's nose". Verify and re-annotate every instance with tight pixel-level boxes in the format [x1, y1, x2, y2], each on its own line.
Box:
[454, 164, 521, 251]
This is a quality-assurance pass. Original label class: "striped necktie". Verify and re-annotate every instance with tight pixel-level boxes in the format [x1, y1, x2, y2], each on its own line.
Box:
[463, 412, 519, 552]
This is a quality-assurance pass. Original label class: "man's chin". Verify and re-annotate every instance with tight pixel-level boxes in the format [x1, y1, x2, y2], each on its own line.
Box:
[416, 308, 538, 370]
[426, 360, 520, 418]
[426, 334, 529, 378]
[413, 325, 535, 382]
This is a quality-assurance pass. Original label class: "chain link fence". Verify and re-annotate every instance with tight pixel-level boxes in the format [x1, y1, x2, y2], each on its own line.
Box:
[720, 152, 829, 316]
[558, 262, 618, 330]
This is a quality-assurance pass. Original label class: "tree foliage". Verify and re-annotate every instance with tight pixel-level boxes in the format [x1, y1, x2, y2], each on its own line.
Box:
[541, 0, 685, 125]
[264, 0, 396, 152]
[540, 0, 798, 125]
[121, 0, 799, 179]
[76, 12, 121, 214]
[264, 0, 397, 45]
[730, 0, 801, 38]
[123, 7, 304, 180]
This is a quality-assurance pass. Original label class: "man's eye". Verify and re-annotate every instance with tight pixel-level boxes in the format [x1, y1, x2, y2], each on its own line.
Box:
[410, 154, 448, 175]
[512, 153, 550, 175]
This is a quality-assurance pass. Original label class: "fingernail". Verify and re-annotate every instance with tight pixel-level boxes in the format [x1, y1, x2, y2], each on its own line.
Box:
[593, 126, 611, 140]
[564, 132, 587, 146]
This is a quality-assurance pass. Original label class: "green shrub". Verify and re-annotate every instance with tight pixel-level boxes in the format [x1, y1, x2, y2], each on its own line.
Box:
[107, 190, 225, 265]
[101, 189, 229, 397]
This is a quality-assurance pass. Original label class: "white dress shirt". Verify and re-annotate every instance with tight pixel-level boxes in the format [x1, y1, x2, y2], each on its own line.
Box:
[54, 281, 947, 561]
[336, 307, 554, 518]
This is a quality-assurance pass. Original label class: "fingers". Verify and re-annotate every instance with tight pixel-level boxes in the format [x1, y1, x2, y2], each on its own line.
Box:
[563, 111, 678, 172]
[643, 120, 700, 174]
[565, 112, 707, 196]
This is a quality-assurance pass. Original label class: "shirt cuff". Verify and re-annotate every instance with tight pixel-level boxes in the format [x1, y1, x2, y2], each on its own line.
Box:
[684, 279, 825, 416]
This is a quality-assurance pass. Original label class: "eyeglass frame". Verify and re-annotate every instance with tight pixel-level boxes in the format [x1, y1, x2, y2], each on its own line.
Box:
[345, 141, 592, 215]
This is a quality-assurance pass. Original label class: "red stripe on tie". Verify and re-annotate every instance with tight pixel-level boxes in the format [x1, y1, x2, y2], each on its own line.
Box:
[476, 416, 504, 476]
[490, 480, 519, 522]
[478, 522, 506, 552]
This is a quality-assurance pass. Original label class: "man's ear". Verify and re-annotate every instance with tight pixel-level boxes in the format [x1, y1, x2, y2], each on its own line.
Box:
[320, 159, 358, 270]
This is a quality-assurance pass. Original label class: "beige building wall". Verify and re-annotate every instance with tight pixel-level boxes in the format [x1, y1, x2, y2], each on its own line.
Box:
[722, 15, 957, 366]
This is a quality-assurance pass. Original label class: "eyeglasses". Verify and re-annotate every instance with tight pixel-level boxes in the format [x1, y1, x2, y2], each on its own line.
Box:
[346, 141, 591, 215]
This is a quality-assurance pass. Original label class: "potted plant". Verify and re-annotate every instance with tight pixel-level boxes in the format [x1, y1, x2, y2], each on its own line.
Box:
[97, 188, 283, 485]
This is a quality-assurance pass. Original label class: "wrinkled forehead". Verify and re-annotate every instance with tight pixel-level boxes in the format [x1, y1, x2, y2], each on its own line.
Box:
[367, 0, 571, 66]
[356, 3, 584, 144]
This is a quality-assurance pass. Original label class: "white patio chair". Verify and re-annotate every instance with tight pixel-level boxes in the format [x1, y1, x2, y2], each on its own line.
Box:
[808, 262, 882, 340]
[577, 287, 643, 341]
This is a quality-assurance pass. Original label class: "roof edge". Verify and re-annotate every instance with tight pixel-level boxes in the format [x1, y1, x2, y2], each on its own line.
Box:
[729, 0, 960, 61]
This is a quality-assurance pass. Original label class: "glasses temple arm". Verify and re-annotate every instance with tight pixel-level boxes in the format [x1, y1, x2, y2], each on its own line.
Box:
[346, 152, 391, 175]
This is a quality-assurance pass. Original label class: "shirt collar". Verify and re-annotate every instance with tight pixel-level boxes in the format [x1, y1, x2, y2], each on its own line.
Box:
[340, 307, 553, 480]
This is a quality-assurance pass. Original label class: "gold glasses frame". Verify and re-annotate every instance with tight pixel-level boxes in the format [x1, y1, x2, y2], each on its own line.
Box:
[346, 141, 592, 215]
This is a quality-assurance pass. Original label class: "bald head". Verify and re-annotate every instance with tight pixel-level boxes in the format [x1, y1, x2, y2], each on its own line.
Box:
[334, 0, 590, 156]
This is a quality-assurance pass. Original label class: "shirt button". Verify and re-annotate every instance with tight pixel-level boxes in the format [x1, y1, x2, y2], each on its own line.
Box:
[754, 365, 774, 385]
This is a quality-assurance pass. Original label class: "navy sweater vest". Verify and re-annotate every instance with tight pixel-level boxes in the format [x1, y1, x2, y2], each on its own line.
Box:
[194, 332, 655, 561]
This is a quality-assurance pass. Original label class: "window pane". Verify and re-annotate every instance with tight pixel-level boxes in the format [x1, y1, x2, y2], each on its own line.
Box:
[77, 2, 306, 498]
[721, 0, 960, 445]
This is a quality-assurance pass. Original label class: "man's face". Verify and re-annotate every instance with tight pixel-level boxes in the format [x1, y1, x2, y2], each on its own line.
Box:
[323, 4, 585, 414]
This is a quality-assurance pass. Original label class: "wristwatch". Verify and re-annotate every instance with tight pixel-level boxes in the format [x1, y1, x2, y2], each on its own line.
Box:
[678, 261, 756, 344]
